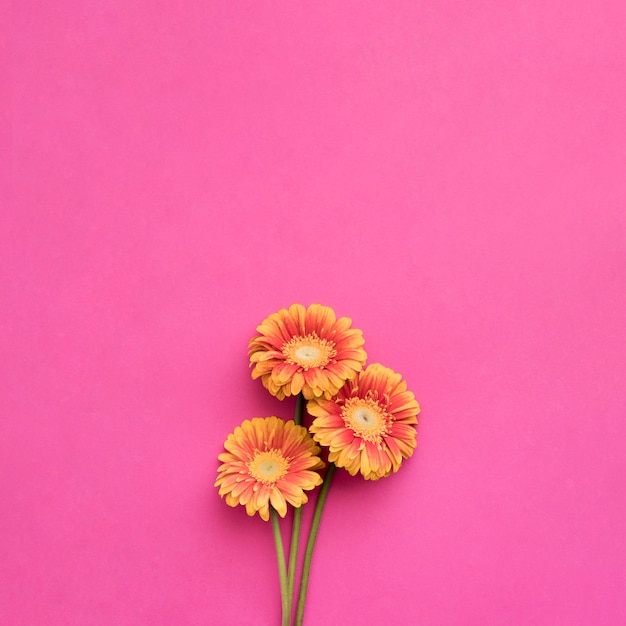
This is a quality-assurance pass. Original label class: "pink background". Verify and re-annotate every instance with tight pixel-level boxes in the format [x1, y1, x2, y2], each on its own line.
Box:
[3, 2, 626, 625]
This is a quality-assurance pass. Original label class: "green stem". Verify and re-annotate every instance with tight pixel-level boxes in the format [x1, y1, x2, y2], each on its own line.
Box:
[295, 463, 336, 626]
[287, 393, 305, 620]
[271, 507, 290, 626]
[287, 507, 302, 621]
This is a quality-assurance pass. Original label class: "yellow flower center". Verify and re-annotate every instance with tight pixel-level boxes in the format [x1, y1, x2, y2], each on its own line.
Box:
[282, 332, 337, 370]
[341, 396, 391, 444]
[247, 449, 290, 484]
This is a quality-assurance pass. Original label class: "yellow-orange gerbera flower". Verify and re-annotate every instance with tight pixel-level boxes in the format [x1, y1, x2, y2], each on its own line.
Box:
[248, 304, 367, 401]
[308, 364, 420, 480]
[215, 417, 325, 521]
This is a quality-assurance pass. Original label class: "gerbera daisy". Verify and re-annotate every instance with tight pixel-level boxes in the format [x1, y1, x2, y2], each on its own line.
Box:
[248, 304, 367, 401]
[308, 363, 420, 480]
[215, 417, 325, 521]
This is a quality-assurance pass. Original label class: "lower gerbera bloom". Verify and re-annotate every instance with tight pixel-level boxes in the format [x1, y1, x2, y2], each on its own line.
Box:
[248, 303, 367, 400]
[308, 363, 420, 480]
[215, 417, 325, 521]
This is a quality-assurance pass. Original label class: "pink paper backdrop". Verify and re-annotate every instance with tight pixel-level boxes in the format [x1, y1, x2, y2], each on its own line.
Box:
[3, 2, 626, 625]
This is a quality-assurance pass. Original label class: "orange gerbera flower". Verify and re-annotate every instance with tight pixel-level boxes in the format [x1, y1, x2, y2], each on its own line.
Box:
[215, 417, 324, 521]
[248, 304, 367, 401]
[308, 364, 420, 480]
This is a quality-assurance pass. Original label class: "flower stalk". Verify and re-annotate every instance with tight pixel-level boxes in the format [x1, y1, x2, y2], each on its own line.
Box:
[295, 463, 336, 626]
[287, 393, 306, 620]
[271, 507, 290, 626]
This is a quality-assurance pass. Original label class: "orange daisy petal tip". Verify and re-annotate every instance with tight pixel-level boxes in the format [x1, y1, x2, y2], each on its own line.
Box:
[248, 304, 367, 401]
[308, 363, 421, 480]
[214, 416, 325, 520]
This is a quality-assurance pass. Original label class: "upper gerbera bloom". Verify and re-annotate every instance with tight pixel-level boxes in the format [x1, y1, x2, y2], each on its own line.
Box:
[248, 304, 367, 400]
[215, 416, 325, 521]
[308, 364, 420, 480]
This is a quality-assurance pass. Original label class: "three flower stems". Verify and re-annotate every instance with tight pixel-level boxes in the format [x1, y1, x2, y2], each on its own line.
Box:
[271, 393, 336, 626]
[295, 461, 335, 625]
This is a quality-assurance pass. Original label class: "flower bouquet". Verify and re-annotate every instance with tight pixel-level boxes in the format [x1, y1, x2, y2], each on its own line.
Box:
[215, 304, 421, 625]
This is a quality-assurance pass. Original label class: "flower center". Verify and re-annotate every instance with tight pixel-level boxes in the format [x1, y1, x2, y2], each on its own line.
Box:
[247, 449, 290, 484]
[341, 396, 391, 443]
[282, 332, 337, 370]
